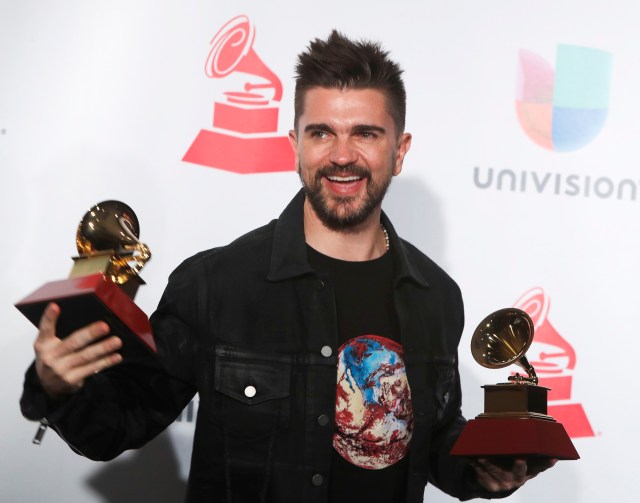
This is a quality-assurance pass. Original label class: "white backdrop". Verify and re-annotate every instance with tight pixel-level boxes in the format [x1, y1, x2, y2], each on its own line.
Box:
[1, 1, 636, 501]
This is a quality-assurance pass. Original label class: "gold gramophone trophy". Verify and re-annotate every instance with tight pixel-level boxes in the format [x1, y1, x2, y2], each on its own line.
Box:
[15, 201, 156, 354]
[450, 308, 578, 459]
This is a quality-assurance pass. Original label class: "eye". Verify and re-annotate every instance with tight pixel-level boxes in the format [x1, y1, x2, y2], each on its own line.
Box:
[353, 127, 383, 140]
[308, 129, 330, 139]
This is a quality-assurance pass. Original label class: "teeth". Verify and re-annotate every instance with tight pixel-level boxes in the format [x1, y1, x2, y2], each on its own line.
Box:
[327, 175, 361, 182]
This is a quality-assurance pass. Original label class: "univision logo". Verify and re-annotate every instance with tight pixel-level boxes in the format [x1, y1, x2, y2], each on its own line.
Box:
[516, 44, 612, 152]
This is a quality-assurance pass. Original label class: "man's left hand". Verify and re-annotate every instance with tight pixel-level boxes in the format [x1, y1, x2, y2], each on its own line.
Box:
[470, 457, 558, 492]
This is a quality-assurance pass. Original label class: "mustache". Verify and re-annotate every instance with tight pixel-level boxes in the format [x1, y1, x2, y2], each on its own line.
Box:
[315, 164, 372, 180]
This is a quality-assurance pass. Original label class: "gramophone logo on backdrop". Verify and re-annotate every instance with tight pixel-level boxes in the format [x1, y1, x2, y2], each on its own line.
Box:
[514, 287, 594, 438]
[182, 15, 295, 174]
[516, 44, 612, 152]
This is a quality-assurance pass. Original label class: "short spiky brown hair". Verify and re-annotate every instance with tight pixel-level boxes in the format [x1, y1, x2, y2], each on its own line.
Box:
[294, 30, 407, 134]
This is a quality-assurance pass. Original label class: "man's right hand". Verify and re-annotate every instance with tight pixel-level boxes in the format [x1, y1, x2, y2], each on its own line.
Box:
[34, 303, 123, 399]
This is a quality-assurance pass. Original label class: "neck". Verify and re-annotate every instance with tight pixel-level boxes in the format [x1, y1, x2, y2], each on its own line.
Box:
[303, 200, 388, 261]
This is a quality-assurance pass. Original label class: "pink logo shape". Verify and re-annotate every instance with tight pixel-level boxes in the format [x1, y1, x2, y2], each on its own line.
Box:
[182, 15, 295, 174]
[515, 45, 612, 152]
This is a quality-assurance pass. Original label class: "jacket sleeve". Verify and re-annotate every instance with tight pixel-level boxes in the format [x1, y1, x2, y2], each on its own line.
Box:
[19, 258, 202, 461]
[426, 369, 515, 500]
[423, 277, 515, 500]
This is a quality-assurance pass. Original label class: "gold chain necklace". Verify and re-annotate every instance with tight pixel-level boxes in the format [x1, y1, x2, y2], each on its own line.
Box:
[381, 225, 390, 251]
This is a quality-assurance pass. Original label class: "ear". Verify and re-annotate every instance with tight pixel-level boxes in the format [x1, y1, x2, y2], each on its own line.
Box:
[392, 132, 412, 176]
[288, 129, 300, 172]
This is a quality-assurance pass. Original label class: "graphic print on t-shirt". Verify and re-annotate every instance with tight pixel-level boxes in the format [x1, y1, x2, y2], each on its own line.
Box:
[334, 335, 413, 470]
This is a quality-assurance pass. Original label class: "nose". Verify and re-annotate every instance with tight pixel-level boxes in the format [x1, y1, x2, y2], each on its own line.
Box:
[328, 137, 358, 167]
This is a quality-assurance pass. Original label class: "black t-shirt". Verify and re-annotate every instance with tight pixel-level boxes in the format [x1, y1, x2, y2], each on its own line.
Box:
[307, 246, 413, 503]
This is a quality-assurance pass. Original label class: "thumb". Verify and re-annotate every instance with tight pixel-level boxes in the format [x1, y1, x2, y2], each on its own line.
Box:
[36, 303, 62, 344]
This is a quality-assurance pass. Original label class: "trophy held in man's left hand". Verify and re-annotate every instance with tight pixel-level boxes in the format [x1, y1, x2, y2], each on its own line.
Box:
[451, 308, 579, 460]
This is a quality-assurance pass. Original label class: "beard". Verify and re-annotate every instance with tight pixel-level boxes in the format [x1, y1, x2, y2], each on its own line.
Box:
[299, 163, 393, 230]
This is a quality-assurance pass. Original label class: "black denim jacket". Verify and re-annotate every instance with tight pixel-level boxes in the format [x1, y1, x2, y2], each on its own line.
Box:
[21, 190, 502, 502]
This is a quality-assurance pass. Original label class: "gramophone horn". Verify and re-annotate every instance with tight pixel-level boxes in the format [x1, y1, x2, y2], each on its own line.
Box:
[76, 200, 139, 254]
[76, 200, 151, 283]
[471, 308, 537, 383]
[204, 15, 283, 101]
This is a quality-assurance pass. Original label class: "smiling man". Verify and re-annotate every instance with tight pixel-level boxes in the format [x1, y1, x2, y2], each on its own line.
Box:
[21, 31, 553, 503]
[293, 85, 410, 229]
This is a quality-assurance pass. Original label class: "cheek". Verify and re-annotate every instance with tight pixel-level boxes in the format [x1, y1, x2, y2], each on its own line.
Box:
[300, 145, 327, 167]
[363, 146, 394, 169]
[298, 150, 328, 181]
[297, 163, 315, 185]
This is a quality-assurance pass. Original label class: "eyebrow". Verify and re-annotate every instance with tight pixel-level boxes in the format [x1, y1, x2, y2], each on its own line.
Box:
[303, 123, 387, 135]
[304, 123, 334, 134]
[352, 124, 386, 135]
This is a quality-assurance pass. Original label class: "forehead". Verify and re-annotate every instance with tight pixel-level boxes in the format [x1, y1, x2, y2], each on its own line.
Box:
[298, 87, 394, 129]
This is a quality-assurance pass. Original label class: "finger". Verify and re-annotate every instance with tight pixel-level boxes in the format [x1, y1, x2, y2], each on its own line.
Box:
[64, 321, 111, 352]
[512, 458, 528, 480]
[65, 345, 124, 384]
[50, 320, 111, 360]
[526, 457, 558, 479]
[472, 458, 527, 492]
[34, 305, 109, 361]
[39, 336, 123, 397]
[36, 303, 61, 343]
[484, 457, 527, 478]
[60, 335, 123, 372]
[471, 460, 504, 492]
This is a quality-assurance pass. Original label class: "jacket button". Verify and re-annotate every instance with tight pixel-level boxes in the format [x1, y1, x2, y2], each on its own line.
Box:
[317, 414, 330, 426]
[312, 474, 324, 486]
[321, 345, 332, 357]
[244, 385, 257, 398]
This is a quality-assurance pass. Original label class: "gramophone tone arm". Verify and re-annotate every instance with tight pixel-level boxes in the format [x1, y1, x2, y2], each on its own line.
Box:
[118, 216, 151, 276]
[125, 242, 151, 275]
[509, 354, 538, 384]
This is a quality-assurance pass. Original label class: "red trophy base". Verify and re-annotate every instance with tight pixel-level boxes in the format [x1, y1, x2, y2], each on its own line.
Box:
[182, 129, 295, 174]
[450, 418, 579, 459]
[15, 273, 156, 354]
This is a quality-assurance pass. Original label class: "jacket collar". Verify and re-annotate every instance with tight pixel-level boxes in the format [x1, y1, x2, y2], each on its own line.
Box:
[267, 189, 430, 289]
[267, 189, 314, 281]
[380, 212, 430, 289]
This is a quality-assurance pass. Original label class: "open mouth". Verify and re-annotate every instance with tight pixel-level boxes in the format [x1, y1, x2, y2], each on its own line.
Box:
[326, 175, 363, 183]
[323, 174, 366, 195]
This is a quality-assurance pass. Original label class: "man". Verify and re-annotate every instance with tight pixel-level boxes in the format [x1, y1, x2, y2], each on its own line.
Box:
[21, 31, 553, 502]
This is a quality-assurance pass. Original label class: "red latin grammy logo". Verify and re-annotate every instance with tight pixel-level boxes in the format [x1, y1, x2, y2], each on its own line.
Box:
[182, 15, 295, 174]
[514, 287, 594, 438]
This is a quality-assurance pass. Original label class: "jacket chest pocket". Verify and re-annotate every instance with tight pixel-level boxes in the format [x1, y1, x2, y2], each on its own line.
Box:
[407, 357, 458, 424]
[208, 347, 292, 441]
[432, 363, 457, 424]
